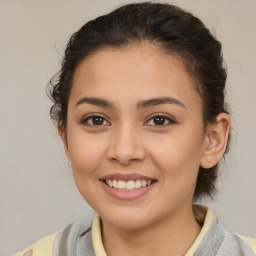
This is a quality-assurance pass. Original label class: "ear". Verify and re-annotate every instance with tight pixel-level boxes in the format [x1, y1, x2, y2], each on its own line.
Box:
[58, 123, 71, 162]
[200, 113, 230, 169]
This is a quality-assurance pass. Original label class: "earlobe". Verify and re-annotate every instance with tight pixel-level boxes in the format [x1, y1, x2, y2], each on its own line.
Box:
[58, 123, 70, 161]
[200, 113, 230, 169]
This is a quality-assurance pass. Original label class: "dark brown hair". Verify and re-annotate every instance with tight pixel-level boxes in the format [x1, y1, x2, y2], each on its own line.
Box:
[48, 2, 230, 200]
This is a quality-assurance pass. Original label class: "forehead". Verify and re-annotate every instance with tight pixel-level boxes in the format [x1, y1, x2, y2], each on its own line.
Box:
[71, 43, 201, 110]
[73, 43, 190, 81]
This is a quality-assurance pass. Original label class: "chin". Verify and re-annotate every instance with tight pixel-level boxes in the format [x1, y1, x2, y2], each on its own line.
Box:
[100, 206, 158, 230]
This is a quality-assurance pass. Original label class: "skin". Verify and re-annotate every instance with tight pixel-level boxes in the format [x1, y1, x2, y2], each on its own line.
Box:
[59, 43, 230, 256]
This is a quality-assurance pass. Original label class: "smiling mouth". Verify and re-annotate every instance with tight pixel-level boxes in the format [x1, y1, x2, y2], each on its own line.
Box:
[101, 179, 157, 191]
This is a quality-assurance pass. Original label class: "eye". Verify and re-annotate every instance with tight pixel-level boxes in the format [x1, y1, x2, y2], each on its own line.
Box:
[81, 115, 110, 126]
[146, 114, 176, 126]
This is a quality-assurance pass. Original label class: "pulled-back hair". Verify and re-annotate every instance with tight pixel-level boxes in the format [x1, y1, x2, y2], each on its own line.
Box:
[48, 2, 230, 200]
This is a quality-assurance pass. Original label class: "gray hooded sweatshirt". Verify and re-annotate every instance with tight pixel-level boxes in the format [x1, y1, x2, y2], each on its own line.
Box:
[52, 212, 256, 256]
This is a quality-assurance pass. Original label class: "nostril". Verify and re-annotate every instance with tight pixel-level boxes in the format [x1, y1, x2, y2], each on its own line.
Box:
[107, 134, 146, 164]
[108, 155, 135, 166]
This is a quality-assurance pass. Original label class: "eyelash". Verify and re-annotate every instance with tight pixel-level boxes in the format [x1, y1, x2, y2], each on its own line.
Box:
[145, 114, 176, 126]
[80, 114, 176, 127]
[81, 114, 110, 126]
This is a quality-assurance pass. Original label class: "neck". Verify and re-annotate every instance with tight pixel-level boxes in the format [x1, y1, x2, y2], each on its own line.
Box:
[101, 205, 201, 256]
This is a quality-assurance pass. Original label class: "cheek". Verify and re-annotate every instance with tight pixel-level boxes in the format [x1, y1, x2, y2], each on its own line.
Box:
[151, 142, 201, 203]
[148, 128, 204, 182]
[152, 133, 203, 163]
[67, 133, 107, 207]
[67, 132, 107, 178]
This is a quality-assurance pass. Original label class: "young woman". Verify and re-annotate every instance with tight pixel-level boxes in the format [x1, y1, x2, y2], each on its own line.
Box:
[15, 2, 256, 256]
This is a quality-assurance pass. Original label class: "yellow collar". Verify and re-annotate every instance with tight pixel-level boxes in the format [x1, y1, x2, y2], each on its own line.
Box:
[91, 205, 213, 256]
[92, 214, 108, 256]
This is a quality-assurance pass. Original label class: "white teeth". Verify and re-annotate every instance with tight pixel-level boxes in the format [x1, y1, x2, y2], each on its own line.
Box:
[118, 180, 126, 189]
[107, 180, 113, 187]
[135, 180, 141, 188]
[105, 179, 153, 190]
[126, 180, 136, 190]
[113, 180, 118, 188]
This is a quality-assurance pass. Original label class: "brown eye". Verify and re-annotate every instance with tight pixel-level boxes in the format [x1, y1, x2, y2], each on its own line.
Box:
[146, 115, 175, 126]
[82, 115, 110, 126]
[153, 116, 166, 125]
[91, 116, 104, 125]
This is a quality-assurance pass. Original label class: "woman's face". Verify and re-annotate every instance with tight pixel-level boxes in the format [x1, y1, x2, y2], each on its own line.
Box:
[62, 43, 208, 229]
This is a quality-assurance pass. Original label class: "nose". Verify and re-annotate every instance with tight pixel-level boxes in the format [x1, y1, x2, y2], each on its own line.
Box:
[107, 123, 146, 166]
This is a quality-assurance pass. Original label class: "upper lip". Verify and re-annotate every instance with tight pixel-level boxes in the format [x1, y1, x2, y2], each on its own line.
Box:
[100, 173, 156, 182]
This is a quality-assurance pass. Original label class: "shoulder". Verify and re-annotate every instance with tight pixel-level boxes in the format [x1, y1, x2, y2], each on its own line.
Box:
[219, 229, 256, 255]
[13, 220, 93, 256]
[238, 235, 256, 254]
[13, 232, 58, 256]
[193, 205, 256, 255]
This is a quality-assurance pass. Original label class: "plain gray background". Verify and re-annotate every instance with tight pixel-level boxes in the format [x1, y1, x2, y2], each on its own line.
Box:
[0, 0, 255, 255]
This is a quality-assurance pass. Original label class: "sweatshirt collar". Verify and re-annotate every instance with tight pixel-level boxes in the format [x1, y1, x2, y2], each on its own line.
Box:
[91, 205, 213, 256]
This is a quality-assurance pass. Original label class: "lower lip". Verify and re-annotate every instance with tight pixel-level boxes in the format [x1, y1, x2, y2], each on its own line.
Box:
[101, 181, 156, 200]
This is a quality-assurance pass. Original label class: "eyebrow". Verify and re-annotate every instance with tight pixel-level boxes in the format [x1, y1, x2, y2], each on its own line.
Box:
[76, 97, 115, 108]
[75, 96, 186, 109]
[137, 97, 187, 109]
